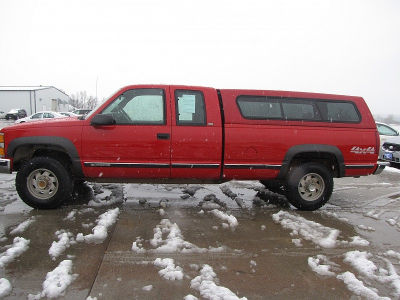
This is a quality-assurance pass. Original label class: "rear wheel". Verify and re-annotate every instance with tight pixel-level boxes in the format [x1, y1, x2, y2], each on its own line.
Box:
[16, 157, 72, 209]
[286, 163, 333, 211]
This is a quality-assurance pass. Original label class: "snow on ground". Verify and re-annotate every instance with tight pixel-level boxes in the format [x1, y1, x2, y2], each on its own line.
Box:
[142, 284, 153, 291]
[133, 218, 225, 254]
[9, 216, 35, 235]
[385, 250, 400, 262]
[184, 295, 199, 300]
[308, 255, 337, 276]
[34, 260, 78, 299]
[272, 210, 372, 249]
[0, 237, 30, 268]
[337, 272, 390, 300]
[131, 237, 146, 253]
[63, 210, 77, 221]
[76, 208, 120, 244]
[154, 258, 184, 280]
[190, 264, 248, 300]
[343, 251, 400, 298]
[49, 230, 76, 260]
[209, 209, 238, 230]
[272, 210, 340, 248]
[0, 278, 12, 298]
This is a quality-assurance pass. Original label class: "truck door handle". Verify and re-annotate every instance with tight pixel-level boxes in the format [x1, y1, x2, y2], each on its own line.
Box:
[157, 133, 170, 140]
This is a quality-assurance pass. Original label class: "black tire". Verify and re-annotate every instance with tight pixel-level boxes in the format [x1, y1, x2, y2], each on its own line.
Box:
[16, 157, 72, 209]
[260, 180, 286, 195]
[286, 163, 333, 211]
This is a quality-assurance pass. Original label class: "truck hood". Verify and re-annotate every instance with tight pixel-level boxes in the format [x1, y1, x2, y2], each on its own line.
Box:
[1, 117, 84, 133]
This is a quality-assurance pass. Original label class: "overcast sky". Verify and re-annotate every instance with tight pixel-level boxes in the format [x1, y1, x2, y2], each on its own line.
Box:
[1, 0, 399, 115]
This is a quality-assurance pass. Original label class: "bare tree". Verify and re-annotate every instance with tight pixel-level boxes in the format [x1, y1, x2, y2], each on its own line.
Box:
[69, 91, 98, 110]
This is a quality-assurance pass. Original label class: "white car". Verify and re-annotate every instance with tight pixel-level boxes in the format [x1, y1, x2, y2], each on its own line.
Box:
[376, 122, 400, 166]
[15, 111, 67, 124]
[59, 112, 79, 117]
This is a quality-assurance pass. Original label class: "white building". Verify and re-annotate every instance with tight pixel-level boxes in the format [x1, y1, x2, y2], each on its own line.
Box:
[0, 86, 70, 115]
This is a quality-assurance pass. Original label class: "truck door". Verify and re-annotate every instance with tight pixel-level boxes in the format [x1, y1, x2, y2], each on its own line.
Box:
[81, 87, 171, 179]
[170, 86, 222, 179]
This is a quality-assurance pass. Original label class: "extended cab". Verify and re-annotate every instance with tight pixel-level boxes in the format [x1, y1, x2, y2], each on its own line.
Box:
[0, 85, 385, 210]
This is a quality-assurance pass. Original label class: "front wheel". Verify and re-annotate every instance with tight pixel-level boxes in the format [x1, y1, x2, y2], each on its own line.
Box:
[16, 157, 72, 209]
[286, 163, 333, 211]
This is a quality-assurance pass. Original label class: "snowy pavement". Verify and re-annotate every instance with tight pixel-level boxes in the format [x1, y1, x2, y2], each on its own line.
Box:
[0, 168, 400, 299]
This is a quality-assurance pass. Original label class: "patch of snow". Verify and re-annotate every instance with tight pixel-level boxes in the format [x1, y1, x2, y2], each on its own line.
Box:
[337, 271, 390, 300]
[221, 223, 229, 229]
[384, 167, 400, 174]
[272, 210, 340, 248]
[76, 208, 120, 244]
[40, 260, 78, 298]
[385, 250, 400, 261]
[63, 210, 77, 221]
[142, 284, 153, 291]
[386, 216, 398, 226]
[292, 239, 303, 247]
[184, 295, 198, 300]
[343, 251, 377, 277]
[260, 225, 266, 231]
[154, 258, 183, 280]
[308, 255, 336, 276]
[357, 224, 375, 231]
[0, 237, 30, 268]
[343, 251, 400, 298]
[10, 217, 35, 235]
[209, 209, 238, 230]
[365, 210, 384, 220]
[159, 208, 165, 216]
[88, 186, 124, 207]
[49, 230, 75, 260]
[79, 208, 95, 214]
[132, 237, 146, 253]
[349, 236, 370, 247]
[0, 278, 12, 298]
[148, 219, 226, 254]
[190, 264, 247, 300]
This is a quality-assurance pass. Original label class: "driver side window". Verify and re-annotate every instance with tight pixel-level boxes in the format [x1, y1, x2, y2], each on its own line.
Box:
[101, 88, 165, 125]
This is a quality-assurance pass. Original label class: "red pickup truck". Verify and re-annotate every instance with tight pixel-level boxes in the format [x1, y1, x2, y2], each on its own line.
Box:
[0, 85, 385, 210]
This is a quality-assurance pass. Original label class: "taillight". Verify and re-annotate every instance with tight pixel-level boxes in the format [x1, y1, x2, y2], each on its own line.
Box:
[375, 131, 380, 153]
[0, 133, 4, 158]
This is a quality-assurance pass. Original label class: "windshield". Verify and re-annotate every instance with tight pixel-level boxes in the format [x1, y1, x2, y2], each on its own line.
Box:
[83, 88, 121, 120]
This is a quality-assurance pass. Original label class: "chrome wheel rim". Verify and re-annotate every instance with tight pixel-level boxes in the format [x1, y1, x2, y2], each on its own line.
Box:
[27, 168, 59, 200]
[298, 173, 325, 202]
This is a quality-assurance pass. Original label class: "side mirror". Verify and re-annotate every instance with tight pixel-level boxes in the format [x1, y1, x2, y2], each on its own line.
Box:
[91, 114, 116, 126]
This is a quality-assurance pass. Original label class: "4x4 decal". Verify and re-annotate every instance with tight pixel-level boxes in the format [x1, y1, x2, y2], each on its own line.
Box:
[350, 146, 375, 155]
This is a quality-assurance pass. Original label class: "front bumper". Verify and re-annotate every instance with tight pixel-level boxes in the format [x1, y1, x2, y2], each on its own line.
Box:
[374, 160, 390, 175]
[0, 159, 11, 174]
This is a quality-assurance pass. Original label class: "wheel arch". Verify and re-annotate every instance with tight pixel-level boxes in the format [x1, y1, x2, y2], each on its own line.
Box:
[7, 136, 83, 178]
[278, 144, 345, 179]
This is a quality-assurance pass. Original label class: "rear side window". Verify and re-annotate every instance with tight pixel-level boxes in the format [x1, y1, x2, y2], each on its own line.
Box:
[236, 96, 361, 123]
[317, 102, 360, 122]
[175, 90, 206, 125]
[237, 97, 282, 119]
[282, 101, 320, 121]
